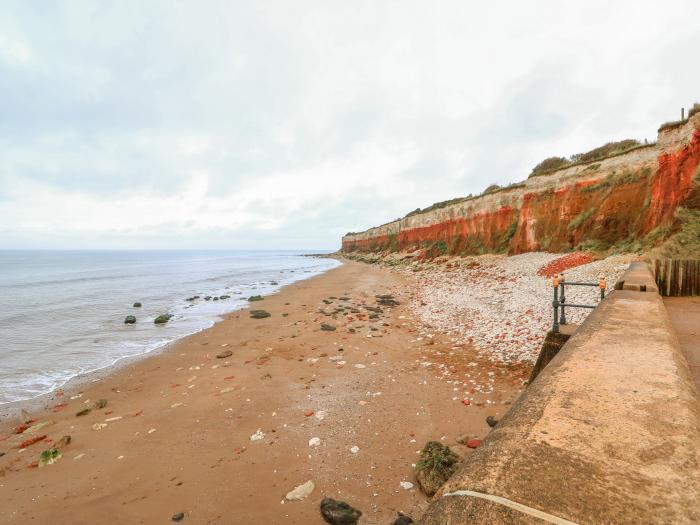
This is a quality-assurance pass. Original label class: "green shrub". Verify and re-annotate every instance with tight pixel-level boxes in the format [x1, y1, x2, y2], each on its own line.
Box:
[568, 208, 596, 230]
[531, 156, 570, 175]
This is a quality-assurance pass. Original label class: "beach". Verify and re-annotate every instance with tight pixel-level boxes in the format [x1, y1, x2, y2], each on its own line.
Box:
[0, 259, 528, 524]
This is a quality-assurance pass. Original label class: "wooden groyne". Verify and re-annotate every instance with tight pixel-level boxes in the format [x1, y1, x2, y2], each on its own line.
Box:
[653, 259, 700, 296]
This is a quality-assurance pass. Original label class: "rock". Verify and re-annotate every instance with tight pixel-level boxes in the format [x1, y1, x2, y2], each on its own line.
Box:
[204, 296, 212, 301]
[320, 497, 362, 525]
[321, 324, 336, 331]
[124, 315, 136, 324]
[250, 310, 271, 319]
[94, 399, 108, 409]
[415, 441, 460, 496]
[216, 350, 233, 359]
[213, 297, 219, 301]
[467, 439, 482, 449]
[76, 408, 91, 417]
[154, 314, 171, 324]
[486, 415, 499, 428]
[285, 480, 314, 501]
[349, 445, 359, 454]
[250, 429, 265, 441]
[219, 295, 230, 299]
[54, 435, 71, 449]
[393, 515, 415, 525]
[309, 437, 321, 447]
[185, 297, 197, 301]
[399, 481, 414, 490]
[172, 512, 185, 522]
[133, 302, 142, 307]
[248, 295, 264, 302]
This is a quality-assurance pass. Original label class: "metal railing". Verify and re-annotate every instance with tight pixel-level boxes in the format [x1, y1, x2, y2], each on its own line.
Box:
[551, 273, 607, 333]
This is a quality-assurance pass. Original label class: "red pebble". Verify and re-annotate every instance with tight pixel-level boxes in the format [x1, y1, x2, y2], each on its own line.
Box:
[19, 435, 46, 449]
[52, 403, 68, 412]
[224, 375, 235, 380]
[462, 399, 471, 406]
[27, 461, 39, 469]
[467, 439, 481, 449]
[304, 410, 314, 417]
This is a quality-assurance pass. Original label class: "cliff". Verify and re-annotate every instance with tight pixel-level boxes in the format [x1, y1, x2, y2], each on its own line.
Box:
[342, 112, 700, 257]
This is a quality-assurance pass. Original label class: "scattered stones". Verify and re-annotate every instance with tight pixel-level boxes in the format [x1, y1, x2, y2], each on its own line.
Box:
[320, 497, 362, 525]
[486, 415, 499, 428]
[250, 310, 271, 319]
[248, 295, 264, 302]
[154, 314, 172, 325]
[285, 480, 315, 501]
[124, 315, 136, 324]
[133, 302, 142, 308]
[216, 350, 233, 359]
[321, 324, 336, 331]
[349, 445, 360, 454]
[415, 441, 460, 496]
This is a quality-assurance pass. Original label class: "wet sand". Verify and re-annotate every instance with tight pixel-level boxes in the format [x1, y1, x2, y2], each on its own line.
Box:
[0, 260, 526, 524]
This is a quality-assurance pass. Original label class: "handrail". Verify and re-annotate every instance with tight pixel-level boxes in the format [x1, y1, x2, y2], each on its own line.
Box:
[551, 273, 606, 332]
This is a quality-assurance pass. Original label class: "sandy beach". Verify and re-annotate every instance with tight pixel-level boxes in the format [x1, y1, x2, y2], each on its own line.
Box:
[0, 259, 526, 525]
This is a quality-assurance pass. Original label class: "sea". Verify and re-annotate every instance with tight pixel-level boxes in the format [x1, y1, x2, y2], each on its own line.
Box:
[0, 250, 341, 405]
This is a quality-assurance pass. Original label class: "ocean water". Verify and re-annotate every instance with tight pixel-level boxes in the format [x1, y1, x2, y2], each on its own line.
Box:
[0, 250, 341, 405]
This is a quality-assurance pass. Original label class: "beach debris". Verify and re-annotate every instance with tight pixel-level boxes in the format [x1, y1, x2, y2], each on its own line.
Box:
[486, 415, 499, 427]
[321, 324, 336, 331]
[38, 448, 62, 467]
[105, 416, 122, 422]
[171, 512, 185, 522]
[133, 302, 142, 308]
[94, 399, 108, 409]
[467, 439, 482, 449]
[92, 423, 108, 431]
[349, 445, 360, 454]
[320, 497, 362, 525]
[250, 429, 265, 441]
[19, 435, 47, 449]
[248, 295, 264, 302]
[392, 514, 415, 525]
[415, 441, 460, 496]
[250, 310, 271, 319]
[216, 350, 233, 359]
[124, 315, 136, 324]
[285, 480, 315, 501]
[308, 437, 321, 447]
[76, 408, 91, 417]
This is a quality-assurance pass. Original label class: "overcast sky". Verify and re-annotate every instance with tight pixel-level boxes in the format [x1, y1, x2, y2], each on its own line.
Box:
[1, 1, 698, 250]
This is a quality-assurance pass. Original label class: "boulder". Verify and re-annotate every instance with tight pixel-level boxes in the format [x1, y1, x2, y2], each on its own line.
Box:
[415, 441, 460, 497]
[133, 302, 142, 308]
[321, 324, 336, 331]
[393, 515, 415, 525]
[216, 350, 233, 359]
[320, 497, 362, 525]
[250, 310, 271, 319]
[486, 415, 499, 428]
[124, 315, 136, 324]
[248, 295, 264, 302]
[154, 314, 172, 324]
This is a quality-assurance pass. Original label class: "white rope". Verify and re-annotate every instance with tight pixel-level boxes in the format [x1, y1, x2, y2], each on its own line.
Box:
[441, 489, 579, 525]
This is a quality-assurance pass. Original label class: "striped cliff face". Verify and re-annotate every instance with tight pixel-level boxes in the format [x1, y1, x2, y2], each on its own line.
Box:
[342, 115, 700, 256]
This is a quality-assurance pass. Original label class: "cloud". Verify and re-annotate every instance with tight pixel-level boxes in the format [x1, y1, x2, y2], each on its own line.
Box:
[1, 0, 699, 249]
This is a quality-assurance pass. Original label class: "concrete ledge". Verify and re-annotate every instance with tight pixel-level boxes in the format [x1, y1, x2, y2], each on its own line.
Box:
[617, 261, 659, 293]
[420, 285, 700, 523]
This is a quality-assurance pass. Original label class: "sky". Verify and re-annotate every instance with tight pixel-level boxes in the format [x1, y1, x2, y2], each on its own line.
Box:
[1, 1, 699, 250]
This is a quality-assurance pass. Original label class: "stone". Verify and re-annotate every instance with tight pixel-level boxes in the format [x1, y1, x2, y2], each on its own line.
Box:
[124, 315, 136, 324]
[393, 515, 415, 525]
[415, 441, 460, 496]
[320, 497, 362, 525]
[250, 310, 271, 319]
[250, 429, 265, 441]
[486, 415, 499, 427]
[94, 399, 108, 409]
[172, 512, 185, 522]
[309, 437, 321, 447]
[216, 350, 233, 359]
[349, 445, 359, 454]
[321, 323, 336, 331]
[248, 295, 264, 302]
[133, 302, 142, 307]
[219, 295, 230, 299]
[154, 314, 171, 324]
[76, 408, 91, 417]
[285, 480, 315, 501]
[399, 481, 414, 490]
[467, 438, 482, 448]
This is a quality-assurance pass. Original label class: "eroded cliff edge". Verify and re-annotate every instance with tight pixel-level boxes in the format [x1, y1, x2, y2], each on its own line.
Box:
[342, 113, 700, 257]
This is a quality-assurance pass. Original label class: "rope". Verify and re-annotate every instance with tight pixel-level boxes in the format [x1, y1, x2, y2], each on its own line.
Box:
[441, 489, 579, 525]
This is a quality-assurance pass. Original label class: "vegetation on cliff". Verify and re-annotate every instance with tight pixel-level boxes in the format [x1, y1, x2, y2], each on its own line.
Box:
[530, 139, 646, 177]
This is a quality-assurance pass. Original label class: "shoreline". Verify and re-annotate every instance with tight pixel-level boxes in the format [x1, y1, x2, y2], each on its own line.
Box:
[0, 257, 342, 419]
[0, 259, 524, 524]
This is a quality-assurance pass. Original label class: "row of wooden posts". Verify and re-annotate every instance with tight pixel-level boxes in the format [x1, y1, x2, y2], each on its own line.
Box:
[653, 259, 700, 297]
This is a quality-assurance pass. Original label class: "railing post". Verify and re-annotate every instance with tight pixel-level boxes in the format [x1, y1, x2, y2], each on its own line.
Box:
[599, 275, 606, 301]
[552, 275, 560, 333]
[559, 273, 567, 325]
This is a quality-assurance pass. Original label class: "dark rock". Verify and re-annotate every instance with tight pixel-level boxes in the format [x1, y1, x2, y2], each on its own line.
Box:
[216, 350, 233, 359]
[171, 512, 185, 522]
[270, 281, 278, 285]
[415, 441, 460, 496]
[0, 451, 5, 457]
[154, 314, 171, 324]
[250, 310, 271, 319]
[320, 324, 336, 331]
[213, 297, 219, 301]
[94, 399, 108, 409]
[133, 302, 142, 308]
[393, 514, 415, 525]
[204, 296, 212, 301]
[76, 408, 91, 417]
[185, 297, 197, 302]
[219, 295, 230, 300]
[124, 315, 137, 324]
[486, 415, 499, 428]
[248, 295, 264, 302]
[320, 497, 362, 525]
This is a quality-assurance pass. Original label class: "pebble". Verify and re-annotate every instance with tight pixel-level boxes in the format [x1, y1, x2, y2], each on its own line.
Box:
[250, 429, 265, 441]
[349, 445, 360, 454]
[285, 480, 315, 501]
[399, 481, 414, 490]
[308, 437, 321, 447]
